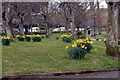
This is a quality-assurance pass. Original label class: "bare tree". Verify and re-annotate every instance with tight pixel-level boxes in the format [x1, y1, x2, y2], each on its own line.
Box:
[105, 2, 120, 58]
[2, 2, 14, 37]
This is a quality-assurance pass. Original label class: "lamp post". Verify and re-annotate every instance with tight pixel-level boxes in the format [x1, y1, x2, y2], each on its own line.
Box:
[93, 13, 96, 39]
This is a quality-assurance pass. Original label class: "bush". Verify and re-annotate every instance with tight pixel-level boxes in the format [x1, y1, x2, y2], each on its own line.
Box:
[2, 36, 11, 46]
[67, 38, 72, 43]
[80, 43, 93, 52]
[62, 37, 67, 41]
[61, 34, 72, 43]
[41, 36, 44, 38]
[18, 37, 24, 41]
[32, 37, 41, 42]
[15, 35, 25, 41]
[77, 31, 83, 36]
[56, 37, 59, 40]
[65, 37, 94, 60]
[2, 39, 10, 46]
[25, 37, 31, 42]
[68, 47, 86, 59]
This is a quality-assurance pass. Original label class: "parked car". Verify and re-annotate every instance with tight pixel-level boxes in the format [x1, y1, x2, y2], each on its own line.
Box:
[52, 28, 60, 32]
[29, 27, 40, 32]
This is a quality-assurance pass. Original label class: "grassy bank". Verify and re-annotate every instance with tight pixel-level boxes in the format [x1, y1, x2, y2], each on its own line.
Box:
[2, 33, 119, 75]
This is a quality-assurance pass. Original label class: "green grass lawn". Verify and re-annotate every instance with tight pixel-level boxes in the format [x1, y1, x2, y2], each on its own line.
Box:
[2, 33, 119, 76]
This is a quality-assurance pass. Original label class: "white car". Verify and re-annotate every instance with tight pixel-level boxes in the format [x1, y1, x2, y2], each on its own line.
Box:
[52, 28, 60, 32]
[29, 27, 40, 32]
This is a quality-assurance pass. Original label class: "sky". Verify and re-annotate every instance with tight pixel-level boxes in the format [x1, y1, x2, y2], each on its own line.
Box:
[98, 0, 108, 8]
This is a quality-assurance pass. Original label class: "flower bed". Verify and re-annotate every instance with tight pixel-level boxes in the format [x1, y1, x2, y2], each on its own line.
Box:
[61, 34, 72, 43]
[65, 37, 94, 59]
[32, 35, 41, 42]
[2, 36, 11, 46]
[16, 35, 25, 41]
[25, 35, 31, 42]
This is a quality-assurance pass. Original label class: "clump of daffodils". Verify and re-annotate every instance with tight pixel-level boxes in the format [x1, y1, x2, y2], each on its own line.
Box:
[15, 35, 25, 38]
[61, 34, 72, 38]
[32, 34, 41, 37]
[2, 36, 11, 46]
[61, 34, 72, 43]
[25, 35, 32, 37]
[65, 37, 94, 52]
[2, 36, 11, 39]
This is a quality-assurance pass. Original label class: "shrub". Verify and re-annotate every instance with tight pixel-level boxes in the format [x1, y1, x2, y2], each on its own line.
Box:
[61, 34, 72, 43]
[41, 36, 44, 38]
[2, 36, 11, 46]
[75, 37, 94, 52]
[56, 37, 59, 40]
[68, 47, 86, 59]
[25, 35, 31, 42]
[65, 37, 94, 60]
[15, 35, 25, 41]
[67, 38, 72, 43]
[17, 37, 24, 41]
[77, 31, 83, 36]
[32, 34, 41, 42]
[25, 37, 31, 42]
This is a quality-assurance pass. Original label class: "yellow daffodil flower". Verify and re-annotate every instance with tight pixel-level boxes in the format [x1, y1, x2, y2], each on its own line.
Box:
[79, 40, 83, 43]
[72, 44, 76, 47]
[16, 35, 20, 37]
[65, 46, 69, 49]
[81, 45, 85, 48]
[85, 47, 87, 49]
[7, 37, 11, 39]
[89, 41, 94, 44]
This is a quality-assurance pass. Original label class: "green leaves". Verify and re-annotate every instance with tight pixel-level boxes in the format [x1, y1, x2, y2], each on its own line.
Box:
[68, 47, 86, 59]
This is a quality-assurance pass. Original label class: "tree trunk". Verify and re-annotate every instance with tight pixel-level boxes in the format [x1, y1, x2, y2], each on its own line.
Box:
[106, 2, 120, 58]
[4, 21, 13, 37]
[45, 23, 51, 38]
[65, 20, 69, 34]
[90, 1, 95, 37]
[30, 24, 33, 35]
[118, 2, 120, 39]
[58, 25, 62, 35]
[19, 25, 24, 35]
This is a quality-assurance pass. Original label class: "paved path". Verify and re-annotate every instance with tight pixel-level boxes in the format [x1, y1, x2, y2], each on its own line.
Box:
[49, 71, 119, 78]
[79, 71, 119, 78]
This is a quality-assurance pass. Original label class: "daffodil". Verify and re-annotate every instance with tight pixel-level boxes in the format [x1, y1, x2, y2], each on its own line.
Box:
[89, 41, 94, 44]
[7, 37, 11, 39]
[16, 35, 20, 37]
[2, 36, 11, 39]
[72, 44, 76, 47]
[36, 35, 41, 37]
[85, 47, 87, 49]
[81, 45, 85, 48]
[65, 46, 69, 49]
[79, 40, 83, 43]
